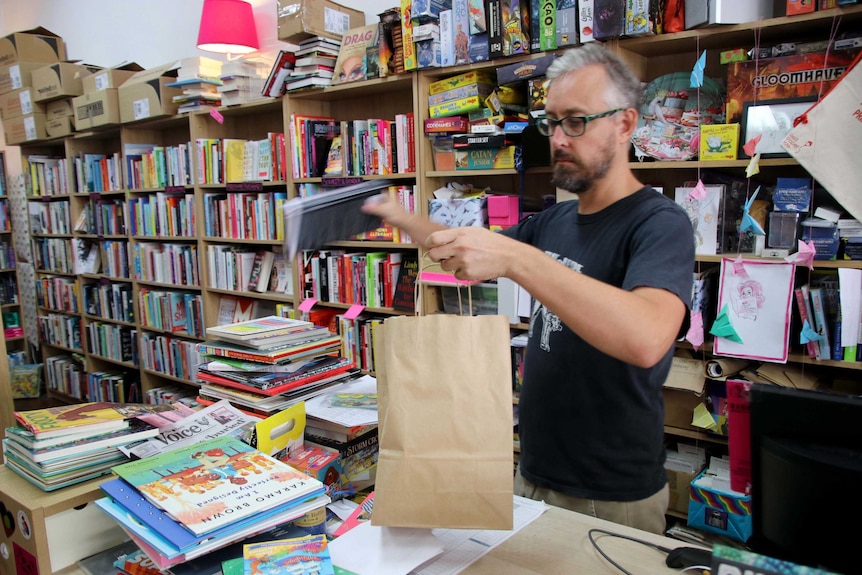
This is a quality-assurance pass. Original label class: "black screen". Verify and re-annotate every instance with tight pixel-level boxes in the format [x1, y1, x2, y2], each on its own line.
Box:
[749, 384, 862, 574]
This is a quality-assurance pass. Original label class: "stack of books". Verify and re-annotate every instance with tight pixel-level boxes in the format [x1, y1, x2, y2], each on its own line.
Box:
[94, 435, 330, 570]
[195, 316, 359, 416]
[286, 36, 340, 92]
[2, 402, 180, 490]
[170, 56, 224, 113]
[218, 56, 272, 106]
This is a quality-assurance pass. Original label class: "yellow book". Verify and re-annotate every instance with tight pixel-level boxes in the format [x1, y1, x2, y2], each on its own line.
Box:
[223, 138, 246, 183]
[699, 123, 740, 161]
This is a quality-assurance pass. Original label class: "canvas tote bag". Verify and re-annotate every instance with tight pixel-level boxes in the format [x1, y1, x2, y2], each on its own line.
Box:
[371, 311, 514, 530]
[782, 50, 862, 222]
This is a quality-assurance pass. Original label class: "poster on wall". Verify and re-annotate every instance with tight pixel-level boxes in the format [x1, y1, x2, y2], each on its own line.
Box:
[713, 258, 796, 363]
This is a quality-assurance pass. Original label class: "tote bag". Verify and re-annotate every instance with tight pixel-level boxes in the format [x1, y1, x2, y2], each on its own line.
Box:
[371, 313, 514, 530]
[782, 51, 862, 222]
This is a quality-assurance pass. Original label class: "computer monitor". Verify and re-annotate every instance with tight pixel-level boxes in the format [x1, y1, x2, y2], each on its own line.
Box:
[749, 384, 862, 573]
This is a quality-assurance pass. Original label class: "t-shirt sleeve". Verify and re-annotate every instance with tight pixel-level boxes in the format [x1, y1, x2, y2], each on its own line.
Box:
[623, 204, 695, 310]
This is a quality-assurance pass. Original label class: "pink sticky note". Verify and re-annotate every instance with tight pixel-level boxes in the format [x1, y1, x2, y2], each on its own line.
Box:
[343, 304, 365, 320]
[210, 108, 224, 124]
[298, 298, 317, 312]
[686, 312, 704, 350]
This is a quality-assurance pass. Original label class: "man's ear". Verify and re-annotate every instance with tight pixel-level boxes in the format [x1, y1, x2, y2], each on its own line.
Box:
[618, 108, 640, 142]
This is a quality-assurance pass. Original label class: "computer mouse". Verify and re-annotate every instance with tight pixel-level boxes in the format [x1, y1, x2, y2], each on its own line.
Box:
[665, 546, 713, 569]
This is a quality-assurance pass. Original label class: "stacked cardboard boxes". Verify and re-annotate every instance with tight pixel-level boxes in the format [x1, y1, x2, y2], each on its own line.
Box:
[0, 27, 67, 144]
[32, 61, 102, 137]
[72, 63, 142, 130]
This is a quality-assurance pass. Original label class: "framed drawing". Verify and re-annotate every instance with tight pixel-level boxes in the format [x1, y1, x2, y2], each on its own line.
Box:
[713, 258, 796, 363]
[740, 97, 816, 158]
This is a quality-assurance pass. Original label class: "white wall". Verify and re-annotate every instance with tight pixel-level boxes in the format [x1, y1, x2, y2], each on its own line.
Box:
[0, 0, 395, 172]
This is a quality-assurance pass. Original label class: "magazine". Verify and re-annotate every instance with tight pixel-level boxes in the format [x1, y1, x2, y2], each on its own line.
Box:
[126, 399, 260, 460]
[111, 436, 324, 536]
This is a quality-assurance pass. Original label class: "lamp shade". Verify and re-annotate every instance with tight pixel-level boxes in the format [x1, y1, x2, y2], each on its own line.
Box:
[197, 0, 259, 54]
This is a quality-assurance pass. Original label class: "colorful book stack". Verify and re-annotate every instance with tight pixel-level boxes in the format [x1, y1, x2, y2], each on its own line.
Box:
[195, 315, 359, 416]
[287, 36, 340, 92]
[2, 402, 179, 491]
[94, 435, 330, 570]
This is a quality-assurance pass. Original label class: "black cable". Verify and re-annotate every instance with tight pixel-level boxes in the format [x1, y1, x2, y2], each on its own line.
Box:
[587, 528, 675, 575]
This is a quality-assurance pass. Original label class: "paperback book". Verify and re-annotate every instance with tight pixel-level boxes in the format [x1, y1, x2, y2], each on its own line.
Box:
[14, 402, 179, 439]
[243, 534, 334, 575]
[196, 334, 343, 364]
[4, 419, 158, 463]
[205, 315, 313, 343]
[111, 435, 325, 536]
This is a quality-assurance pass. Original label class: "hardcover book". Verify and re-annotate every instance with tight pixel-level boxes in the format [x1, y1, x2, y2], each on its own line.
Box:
[111, 435, 325, 536]
[205, 315, 313, 343]
[243, 534, 334, 575]
[196, 335, 343, 365]
[14, 402, 177, 438]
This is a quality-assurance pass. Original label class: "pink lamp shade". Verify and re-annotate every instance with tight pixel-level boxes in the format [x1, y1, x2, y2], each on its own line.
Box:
[197, 0, 259, 54]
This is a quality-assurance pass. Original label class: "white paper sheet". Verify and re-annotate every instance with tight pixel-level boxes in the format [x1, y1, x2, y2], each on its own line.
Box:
[838, 268, 862, 351]
[328, 523, 445, 575]
[304, 375, 379, 426]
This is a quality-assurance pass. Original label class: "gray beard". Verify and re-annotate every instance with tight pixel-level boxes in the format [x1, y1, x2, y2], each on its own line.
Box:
[551, 146, 615, 195]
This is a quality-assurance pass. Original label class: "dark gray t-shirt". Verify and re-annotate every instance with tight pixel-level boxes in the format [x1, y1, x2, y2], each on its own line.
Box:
[502, 187, 694, 501]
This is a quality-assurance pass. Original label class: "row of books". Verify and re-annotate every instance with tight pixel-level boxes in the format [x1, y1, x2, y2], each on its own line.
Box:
[29, 199, 71, 234]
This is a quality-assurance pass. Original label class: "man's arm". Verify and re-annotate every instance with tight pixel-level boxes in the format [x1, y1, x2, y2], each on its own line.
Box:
[363, 195, 686, 368]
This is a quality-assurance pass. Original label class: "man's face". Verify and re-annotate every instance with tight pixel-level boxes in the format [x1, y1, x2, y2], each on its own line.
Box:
[545, 65, 619, 196]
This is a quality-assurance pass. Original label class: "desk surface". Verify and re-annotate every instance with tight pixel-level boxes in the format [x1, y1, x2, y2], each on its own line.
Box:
[52, 503, 701, 575]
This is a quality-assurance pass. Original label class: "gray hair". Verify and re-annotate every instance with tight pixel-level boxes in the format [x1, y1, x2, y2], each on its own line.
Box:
[546, 43, 643, 110]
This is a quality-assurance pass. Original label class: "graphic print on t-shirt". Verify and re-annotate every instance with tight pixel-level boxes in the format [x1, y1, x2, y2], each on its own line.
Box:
[530, 251, 582, 351]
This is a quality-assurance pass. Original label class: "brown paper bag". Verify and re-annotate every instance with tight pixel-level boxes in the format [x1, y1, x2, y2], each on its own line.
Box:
[371, 313, 514, 530]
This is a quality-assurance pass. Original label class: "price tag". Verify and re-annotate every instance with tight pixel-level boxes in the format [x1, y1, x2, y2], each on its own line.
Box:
[210, 108, 224, 124]
[298, 298, 317, 312]
[343, 304, 365, 319]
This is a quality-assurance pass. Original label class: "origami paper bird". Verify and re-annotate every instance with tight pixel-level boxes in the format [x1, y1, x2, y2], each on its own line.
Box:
[743, 134, 761, 157]
[710, 304, 743, 343]
[741, 187, 766, 236]
[800, 319, 823, 345]
[686, 311, 705, 349]
[690, 50, 706, 88]
[688, 180, 707, 201]
[784, 240, 816, 270]
[746, 153, 761, 177]
[732, 254, 749, 278]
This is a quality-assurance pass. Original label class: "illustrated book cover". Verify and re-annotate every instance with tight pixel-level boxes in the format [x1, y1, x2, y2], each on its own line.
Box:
[243, 534, 334, 575]
[205, 315, 313, 343]
[111, 435, 325, 536]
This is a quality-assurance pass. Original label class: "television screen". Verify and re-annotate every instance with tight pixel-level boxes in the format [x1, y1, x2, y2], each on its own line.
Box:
[749, 384, 862, 573]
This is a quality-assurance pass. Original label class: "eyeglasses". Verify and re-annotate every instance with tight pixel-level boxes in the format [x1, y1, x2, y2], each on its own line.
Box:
[536, 108, 625, 137]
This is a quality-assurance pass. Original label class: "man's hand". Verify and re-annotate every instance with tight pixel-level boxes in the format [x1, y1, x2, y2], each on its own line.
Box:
[425, 227, 519, 281]
[361, 193, 409, 228]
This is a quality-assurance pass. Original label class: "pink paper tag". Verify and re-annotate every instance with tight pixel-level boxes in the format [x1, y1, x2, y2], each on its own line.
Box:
[343, 304, 365, 320]
[210, 108, 224, 124]
[298, 298, 317, 312]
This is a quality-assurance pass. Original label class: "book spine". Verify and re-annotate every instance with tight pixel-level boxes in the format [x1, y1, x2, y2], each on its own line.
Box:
[809, 287, 832, 361]
[793, 287, 819, 359]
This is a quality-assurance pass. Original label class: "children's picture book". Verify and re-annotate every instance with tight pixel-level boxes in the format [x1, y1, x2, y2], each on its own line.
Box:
[244, 534, 335, 575]
[111, 435, 325, 536]
[14, 403, 179, 438]
[332, 491, 375, 537]
[196, 335, 343, 364]
[674, 185, 723, 256]
[205, 315, 313, 343]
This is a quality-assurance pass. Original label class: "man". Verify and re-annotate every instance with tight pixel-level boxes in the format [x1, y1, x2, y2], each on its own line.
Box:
[362, 43, 694, 534]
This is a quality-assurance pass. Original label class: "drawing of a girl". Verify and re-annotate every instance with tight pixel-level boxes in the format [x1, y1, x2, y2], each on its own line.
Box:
[732, 279, 765, 321]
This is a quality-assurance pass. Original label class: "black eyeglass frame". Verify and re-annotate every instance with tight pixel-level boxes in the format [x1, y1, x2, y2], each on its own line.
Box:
[535, 108, 626, 137]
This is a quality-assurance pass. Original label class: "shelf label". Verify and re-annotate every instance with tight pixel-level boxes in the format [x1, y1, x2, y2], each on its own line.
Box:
[226, 182, 264, 192]
[298, 298, 317, 312]
[164, 186, 186, 194]
[210, 107, 224, 124]
[321, 176, 363, 188]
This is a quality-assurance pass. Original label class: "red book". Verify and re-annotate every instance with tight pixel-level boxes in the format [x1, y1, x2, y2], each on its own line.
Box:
[726, 379, 752, 494]
[197, 361, 357, 397]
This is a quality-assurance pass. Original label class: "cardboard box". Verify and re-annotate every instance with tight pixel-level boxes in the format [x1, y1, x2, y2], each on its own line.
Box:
[277, 0, 365, 44]
[454, 145, 516, 170]
[2, 113, 48, 144]
[429, 195, 487, 227]
[0, 27, 67, 66]
[45, 115, 74, 138]
[787, 0, 816, 14]
[0, 61, 45, 94]
[0, 87, 47, 119]
[496, 53, 557, 85]
[688, 469, 752, 542]
[667, 468, 698, 515]
[118, 62, 183, 123]
[0, 466, 127, 575]
[662, 356, 707, 431]
[487, 194, 520, 227]
[45, 98, 74, 120]
[83, 62, 144, 93]
[285, 445, 343, 497]
[32, 62, 102, 102]
[73, 89, 120, 129]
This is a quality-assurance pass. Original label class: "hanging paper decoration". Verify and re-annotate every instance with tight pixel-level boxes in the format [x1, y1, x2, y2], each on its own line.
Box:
[732, 254, 749, 278]
[784, 240, 816, 270]
[741, 187, 766, 235]
[686, 311, 705, 349]
[745, 153, 761, 177]
[690, 50, 706, 88]
[742, 134, 761, 157]
[688, 180, 707, 201]
[799, 319, 823, 345]
[710, 304, 744, 343]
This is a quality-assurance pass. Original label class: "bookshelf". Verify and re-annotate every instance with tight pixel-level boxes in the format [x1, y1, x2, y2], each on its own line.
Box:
[7, 4, 861, 410]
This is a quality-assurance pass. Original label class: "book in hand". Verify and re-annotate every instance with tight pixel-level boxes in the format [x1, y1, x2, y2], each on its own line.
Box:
[283, 179, 397, 260]
[205, 315, 314, 343]
[13, 402, 180, 439]
[110, 435, 326, 537]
